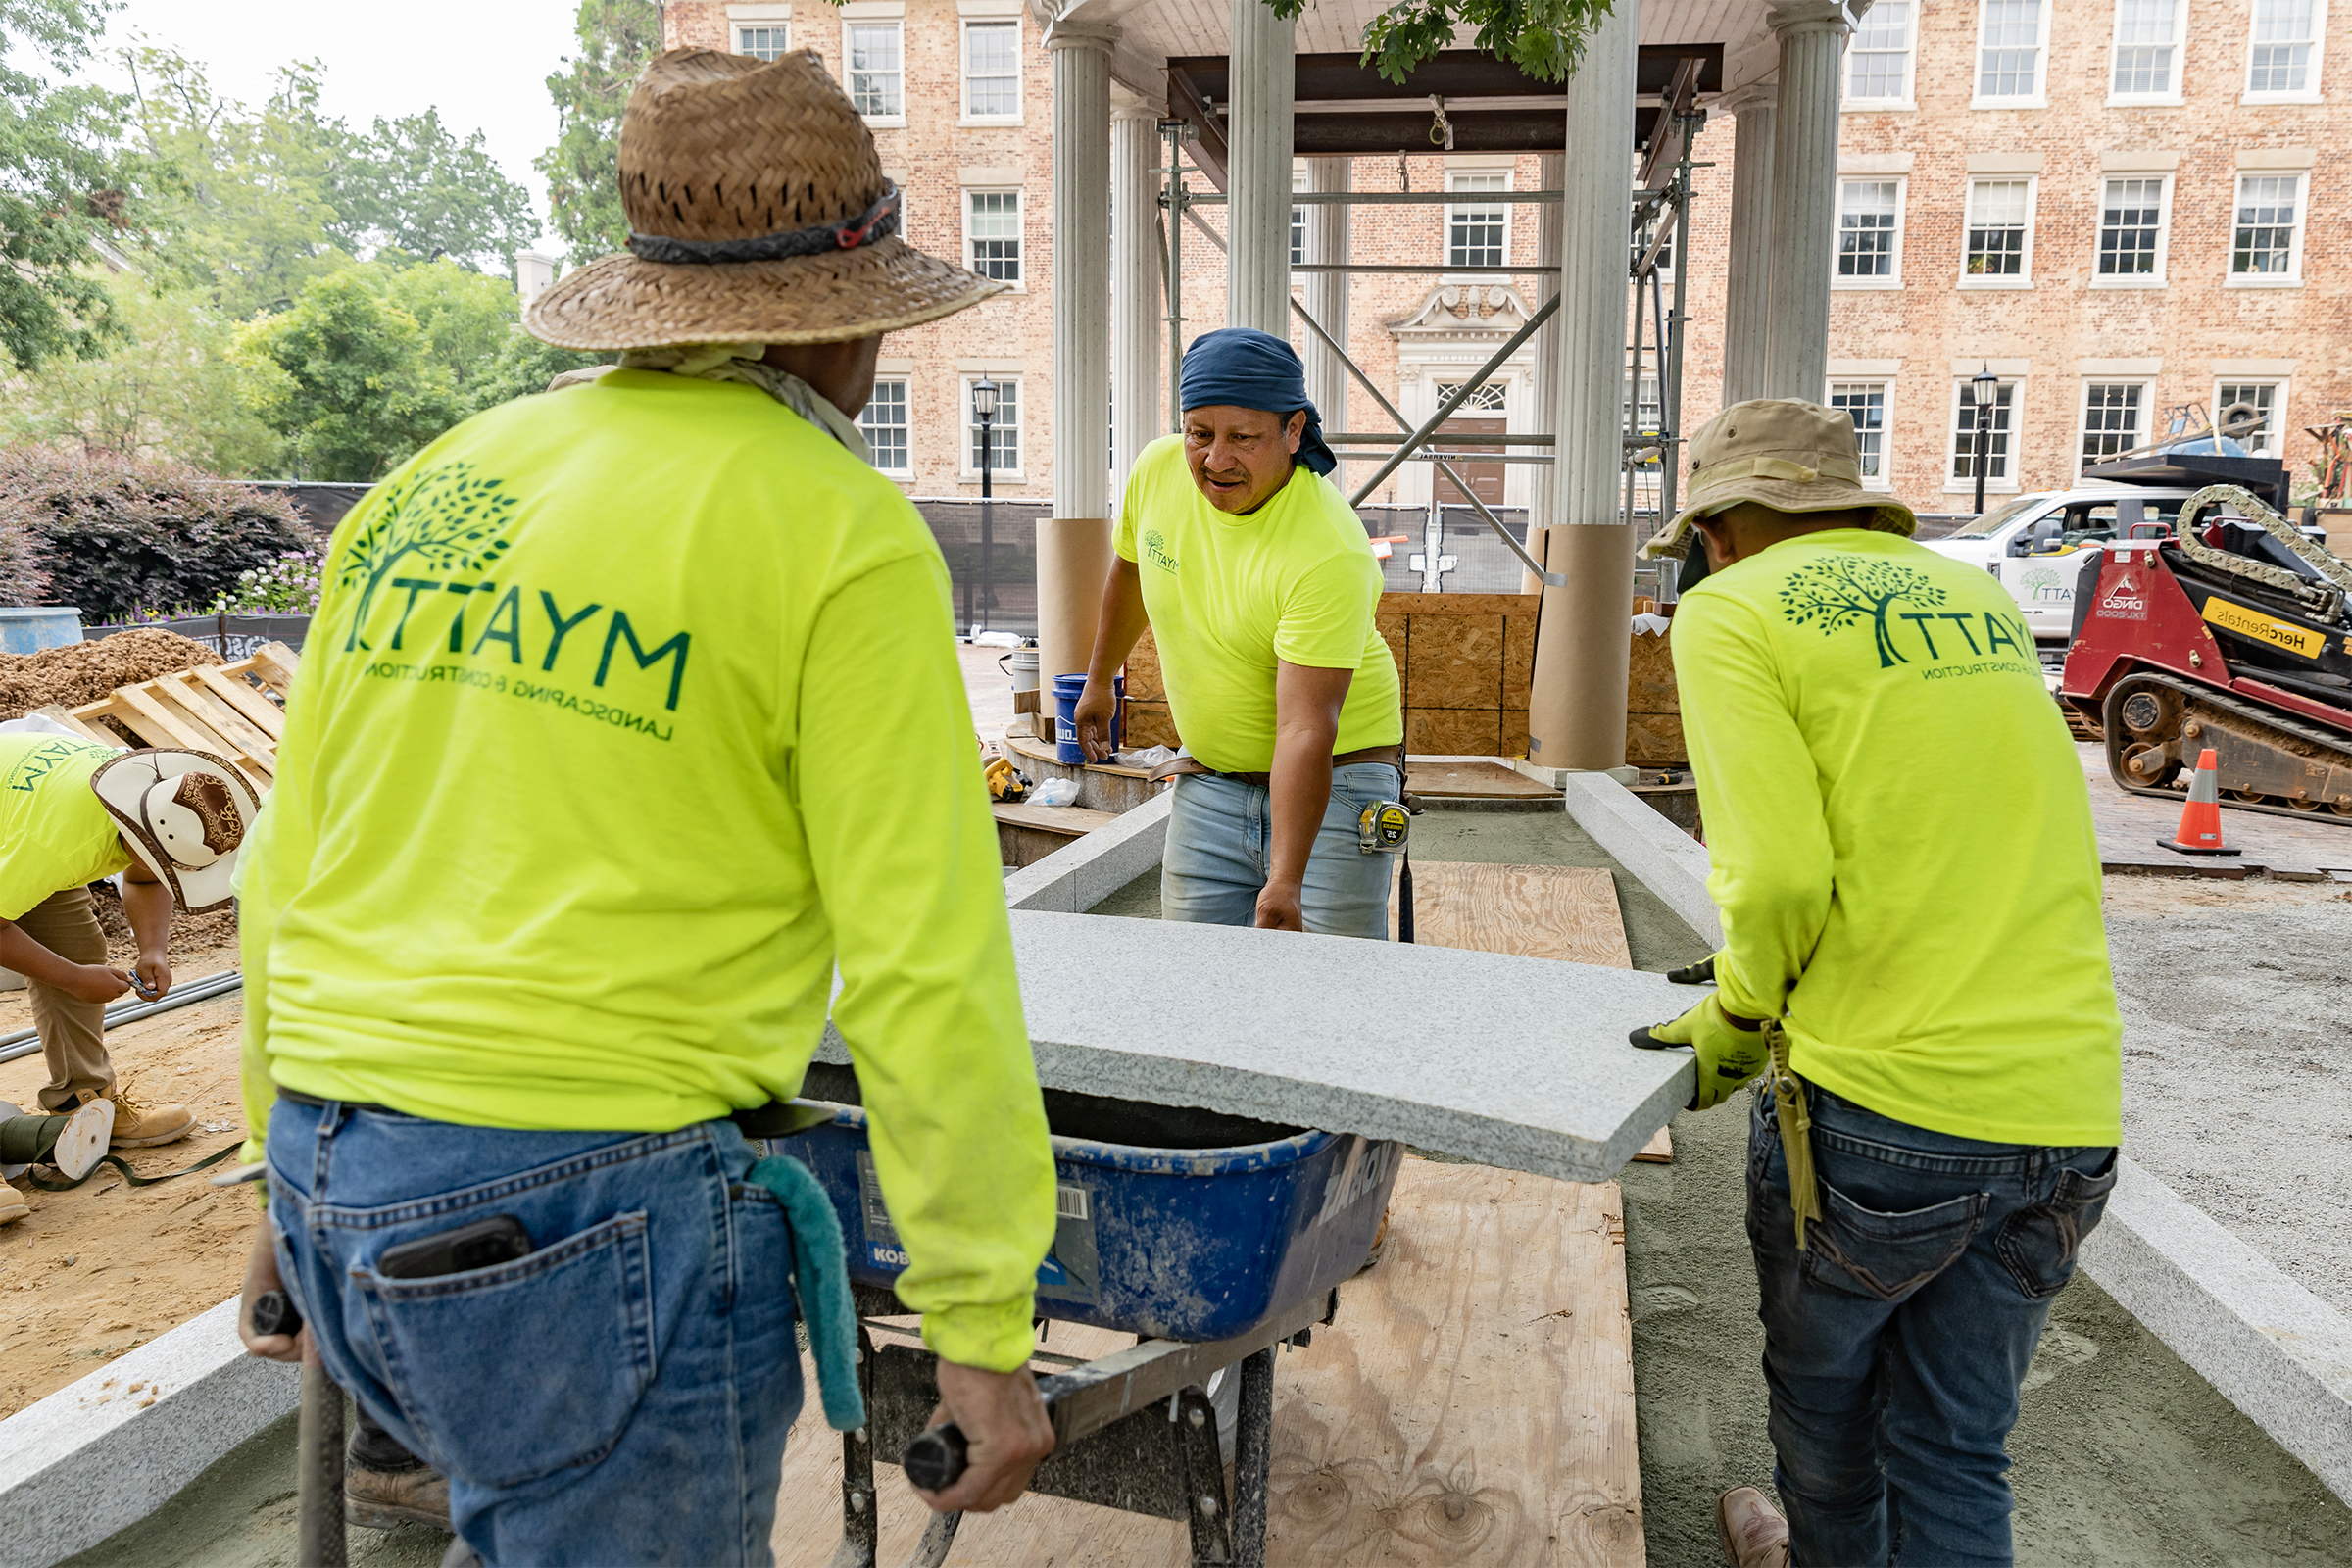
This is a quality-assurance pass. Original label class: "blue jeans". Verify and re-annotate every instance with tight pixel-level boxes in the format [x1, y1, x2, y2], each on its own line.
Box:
[1747, 1087, 2117, 1568]
[266, 1098, 804, 1567]
[1161, 762, 1401, 939]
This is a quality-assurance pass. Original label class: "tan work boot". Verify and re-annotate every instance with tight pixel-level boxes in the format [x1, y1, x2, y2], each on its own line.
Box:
[1717, 1486, 1791, 1568]
[0, 1177, 27, 1225]
[346, 1461, 452, 1531]
[105, 1089, 193, 1149]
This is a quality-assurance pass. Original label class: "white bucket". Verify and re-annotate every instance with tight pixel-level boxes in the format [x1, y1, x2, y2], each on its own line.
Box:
[1006, 645, 1041, 694]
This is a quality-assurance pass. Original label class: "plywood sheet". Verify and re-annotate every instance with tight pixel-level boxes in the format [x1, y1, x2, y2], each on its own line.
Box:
[1123, 628, 1164, 702]
[1408, 708, 1504, 758]
[1120, 699, 1179, 750]
[1396, 862, 1634, 970]
[1405, 613, 1506, 710]
[1405, 761, 1556, 799]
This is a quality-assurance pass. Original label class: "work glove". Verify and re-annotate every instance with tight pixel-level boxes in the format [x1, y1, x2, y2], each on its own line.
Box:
[1630, 994, 1770, 1111]
[1664, 954, 1717, 986]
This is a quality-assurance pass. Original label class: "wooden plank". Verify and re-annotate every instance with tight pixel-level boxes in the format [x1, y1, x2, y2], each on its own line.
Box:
[1395, 862, 1634, 970]
[31, 706, 115, 745]
[151, 674, 277, 772]
[82, 690, 190, 751]
[993, 803, 1122, 837]
[189, 662, 288, 740]
[1631, 1126, 1674, 1164]
[1405, 760, 1556, 799]
[118, 682, 237, 758]
[241, 641, 302, 694]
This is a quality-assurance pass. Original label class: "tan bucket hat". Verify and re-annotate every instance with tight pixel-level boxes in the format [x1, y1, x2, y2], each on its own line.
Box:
[90, 750, 260, 913]
[526, 48, 1004, 349]
[1642, 399, 1918, 560]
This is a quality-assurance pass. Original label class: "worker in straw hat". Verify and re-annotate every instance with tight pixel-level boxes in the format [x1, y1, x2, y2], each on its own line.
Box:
[233, 46, 1057, 1564]
[0, 739, 255, 1224]
[1625, 400, 2122, 1568]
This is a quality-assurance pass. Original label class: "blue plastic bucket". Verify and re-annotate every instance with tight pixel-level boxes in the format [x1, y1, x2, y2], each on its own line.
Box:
[1052, 673, 1122, 765]
[0, 607, 84, 655]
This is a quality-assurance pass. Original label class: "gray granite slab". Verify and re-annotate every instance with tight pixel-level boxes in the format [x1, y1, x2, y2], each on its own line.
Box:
[1561, 772, 1724, 947]
[823, 910, 1695, 1184]
[1004, 791, 1171, 913]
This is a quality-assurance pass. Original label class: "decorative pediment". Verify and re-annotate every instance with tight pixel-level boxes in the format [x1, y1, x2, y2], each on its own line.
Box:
[1386, 283, 1540, 344]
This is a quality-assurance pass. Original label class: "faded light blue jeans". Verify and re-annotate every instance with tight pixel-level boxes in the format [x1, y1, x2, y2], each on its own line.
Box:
[1161, 762, 1401, 939]
[1747, 1084, 2118, 1568]
[265, 1096, 805, 1567]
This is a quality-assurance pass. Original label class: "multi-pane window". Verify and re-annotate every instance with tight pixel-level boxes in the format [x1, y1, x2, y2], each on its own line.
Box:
[1964, 179, 2031, 277]
[967, 378, 1018, 472]
[847, 23, 903, 118]
[2097, 178, 2165, 276]
[1632, 211, 1675, 273]
[2231, 174, 2302, 276]
[1437, 381, 1509, 413]
[2215, 382, 2282, 454]
[2248, 0, 2320, 93]
[1978, 0, 2046, 99]
[2112, 0, 2181, 96]
[860, 379, 909, 472]
[963, 21, 1019, 118]
[1838, 180, 1901, 279]
[1950, 381, 2017, 484]
[1846, 1, 1913, 100]
[966, 190, 1021, 283]
[736, 24, 790, 60]
[2081, 383, 2147, 466]
[1291, 172, 1305, 267]
[1829, 383, 1889, 481]
[1446, 174, 1508, 270]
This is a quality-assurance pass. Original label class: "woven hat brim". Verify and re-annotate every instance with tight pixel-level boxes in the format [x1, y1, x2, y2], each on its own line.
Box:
[525, 237, 1007, 350]
[1642, 475, 1918, 560]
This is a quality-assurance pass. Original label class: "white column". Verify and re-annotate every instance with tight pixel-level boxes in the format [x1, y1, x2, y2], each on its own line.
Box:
[1521, 151, 1565, 594]
[1111, 100, 1163, 490]
[1718, 84, 1777, 409]
[1526, 0, 1639, 774]
[1039, 20, 1117, 687]
[1301, 158, 1349, 432]
[1225, 0, 1295, 333]
[1763, 2, 1847, 402]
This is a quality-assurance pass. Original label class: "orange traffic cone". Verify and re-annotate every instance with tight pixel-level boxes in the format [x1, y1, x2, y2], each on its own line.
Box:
[2159, 748, 2241, 856]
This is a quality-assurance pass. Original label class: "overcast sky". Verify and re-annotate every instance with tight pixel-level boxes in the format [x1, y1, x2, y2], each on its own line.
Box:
[95, 0, 585, 259]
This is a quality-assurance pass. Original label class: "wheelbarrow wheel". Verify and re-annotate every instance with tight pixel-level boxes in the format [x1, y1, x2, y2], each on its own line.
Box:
[1231, 1346, 1276, 1568]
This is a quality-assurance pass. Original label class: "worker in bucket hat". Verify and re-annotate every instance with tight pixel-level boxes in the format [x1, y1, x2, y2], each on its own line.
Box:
[232, 47, 1055, 1564]
[1627, 400, 2122, 1568]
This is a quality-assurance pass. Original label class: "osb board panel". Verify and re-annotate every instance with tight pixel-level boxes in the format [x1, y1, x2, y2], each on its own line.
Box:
[1383, 591, 1543, 618]
[1122, 699, 1179, 750]
[1404, 761, 1557, 799]
[1124, 628, 1164, 702]
[1626, 713, 1686, 768]
[1393, 862, 1634, 969]
[1408, 708, 1502, 757]
[1504, 614, 1537, 710]
[1627, 631, 1678, 716]
[1503, 714, 1531, 760]
[1378, 611, 1408, 675]
[1406, 613, 1507, 711]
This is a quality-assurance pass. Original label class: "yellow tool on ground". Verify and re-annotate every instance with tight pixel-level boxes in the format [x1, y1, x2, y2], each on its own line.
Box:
[983, 754, 1025, 802]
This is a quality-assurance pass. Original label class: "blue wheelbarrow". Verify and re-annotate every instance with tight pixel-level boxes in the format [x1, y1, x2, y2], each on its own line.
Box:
[760, 1063, 1404, 1568]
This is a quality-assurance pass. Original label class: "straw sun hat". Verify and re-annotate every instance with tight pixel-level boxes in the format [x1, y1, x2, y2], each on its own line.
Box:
[1642, 399, 1918, 560]
[526, 48, 1004, 349]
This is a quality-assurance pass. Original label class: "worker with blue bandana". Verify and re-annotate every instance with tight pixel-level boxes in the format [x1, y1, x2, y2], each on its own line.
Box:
[1069, 328, 1403, 939]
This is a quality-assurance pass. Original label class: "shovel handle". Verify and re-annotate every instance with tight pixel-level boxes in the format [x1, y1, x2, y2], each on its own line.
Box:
[903, 1423, 969, 1493]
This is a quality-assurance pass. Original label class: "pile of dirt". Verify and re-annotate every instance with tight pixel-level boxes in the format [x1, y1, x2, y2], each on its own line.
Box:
[90, 882, 237, 964]
[0, 629, 221, 722]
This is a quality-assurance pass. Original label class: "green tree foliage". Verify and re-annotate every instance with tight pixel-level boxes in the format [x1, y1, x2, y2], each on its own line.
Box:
[0, 0, 145, 369]
[1259, 0, 1614, 85]
[538, 0, 660, 261]
[323, 107, 539, 269]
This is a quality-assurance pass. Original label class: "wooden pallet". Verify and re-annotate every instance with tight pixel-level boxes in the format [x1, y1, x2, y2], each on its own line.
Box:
[44, 642, 300, 793]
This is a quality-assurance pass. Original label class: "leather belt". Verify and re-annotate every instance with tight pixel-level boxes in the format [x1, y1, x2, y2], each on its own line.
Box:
[1145, 744, 1405, 790]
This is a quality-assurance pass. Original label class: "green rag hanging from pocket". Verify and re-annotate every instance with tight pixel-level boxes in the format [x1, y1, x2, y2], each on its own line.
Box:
[745, 1154, 867, 1433]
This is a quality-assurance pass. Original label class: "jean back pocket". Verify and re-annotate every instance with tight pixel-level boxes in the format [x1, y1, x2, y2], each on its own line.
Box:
[357, 1210, 656, 1488]
[1996, 1153, 2119, 1300]
[1801, 1179, 1987, 1304]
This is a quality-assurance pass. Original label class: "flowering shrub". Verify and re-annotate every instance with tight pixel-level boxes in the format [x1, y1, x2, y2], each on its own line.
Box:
[208, 550, 322, 614]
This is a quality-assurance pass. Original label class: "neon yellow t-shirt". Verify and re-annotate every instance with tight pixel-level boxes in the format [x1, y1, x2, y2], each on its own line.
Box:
[1115, 436, 1400, 774]
[0, 734, 130, 920]
[238, 370, 1056, 1371]
[1672, 529, 2122, 1147]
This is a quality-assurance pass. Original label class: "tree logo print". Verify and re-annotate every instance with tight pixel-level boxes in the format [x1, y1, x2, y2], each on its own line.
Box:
[1779, 555, 1949, 668]
[339, 463, 519, 650]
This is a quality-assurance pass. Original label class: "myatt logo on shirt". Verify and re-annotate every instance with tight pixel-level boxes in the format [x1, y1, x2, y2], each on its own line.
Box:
[1143, 528, 1180, 574]
[335, 463, 693, 741]
[1779, 554, 2034, 675]
[6, 737, 108, 793]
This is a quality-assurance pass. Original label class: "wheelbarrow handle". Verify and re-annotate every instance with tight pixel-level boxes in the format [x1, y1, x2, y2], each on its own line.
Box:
[902, 1424, 969, 1493]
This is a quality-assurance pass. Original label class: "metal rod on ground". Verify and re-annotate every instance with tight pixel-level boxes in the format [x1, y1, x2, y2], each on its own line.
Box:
[297, 1353, 347, 1568]
[1346, 294, 1560, 508]
[0, 970, 243, 1064]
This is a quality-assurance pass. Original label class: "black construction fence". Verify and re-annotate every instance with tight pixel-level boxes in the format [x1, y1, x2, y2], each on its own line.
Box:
[86, 613, 314, 657]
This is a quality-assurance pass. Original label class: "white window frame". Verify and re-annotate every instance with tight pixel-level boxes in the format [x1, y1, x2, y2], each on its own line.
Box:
[1946, 377, 2024, 495]
[859, 376, 911, 475]
[1290, 168, 1305, 270]
[1444, 170, 1512, 278]
[1958, 176, 2037, 288]
[2244, 0, 2328, 102]
[1972, 0, 2054, 108]
[959, 18, 1023, 124]
[961, 374, 1022, 480]
[2108, 0, 2187, 105]
[963, 187, 1024, 290]
[2076, 379, 2156, 476]
[1827, 380, 1897, 491]
[2089, 172, 2172, 288]
[734, 21, 792, 59]
[1834, 176, 1906, 289]
[1842, 0, 1918, 109]
[2227, 172, 2307, 287]
[844, 19, 905, 125]
[2212, 378, 2289, 457]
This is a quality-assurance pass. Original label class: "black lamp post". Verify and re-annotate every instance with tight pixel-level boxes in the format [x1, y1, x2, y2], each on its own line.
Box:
[1970, 364, 1999, 516]
[972, 376, 998, 636]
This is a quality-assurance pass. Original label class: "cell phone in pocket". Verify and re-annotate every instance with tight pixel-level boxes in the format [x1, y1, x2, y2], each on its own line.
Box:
[376, 1214, 532, 1280]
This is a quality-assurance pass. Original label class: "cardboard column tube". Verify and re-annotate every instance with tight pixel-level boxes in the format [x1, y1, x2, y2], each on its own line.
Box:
[1526, 522, 1636, 771]
[1036, 515, 1115, 693]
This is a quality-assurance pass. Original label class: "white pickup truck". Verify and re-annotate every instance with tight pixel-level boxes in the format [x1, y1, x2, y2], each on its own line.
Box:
[1920, 486, 2194, 642]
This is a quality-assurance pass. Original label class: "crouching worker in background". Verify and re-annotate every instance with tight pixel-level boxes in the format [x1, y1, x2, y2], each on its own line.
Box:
[1630, 400, 2123, 1568]
[234, 48, 1058, 1567]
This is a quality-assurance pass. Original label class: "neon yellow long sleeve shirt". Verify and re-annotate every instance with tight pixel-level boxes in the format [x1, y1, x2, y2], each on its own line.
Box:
[1671, 529, 2121, 1147]
[238, 370, 1057, 1370]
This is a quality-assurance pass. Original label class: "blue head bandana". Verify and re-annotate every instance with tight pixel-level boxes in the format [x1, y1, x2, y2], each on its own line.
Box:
[1178, 327, 1336, 478]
